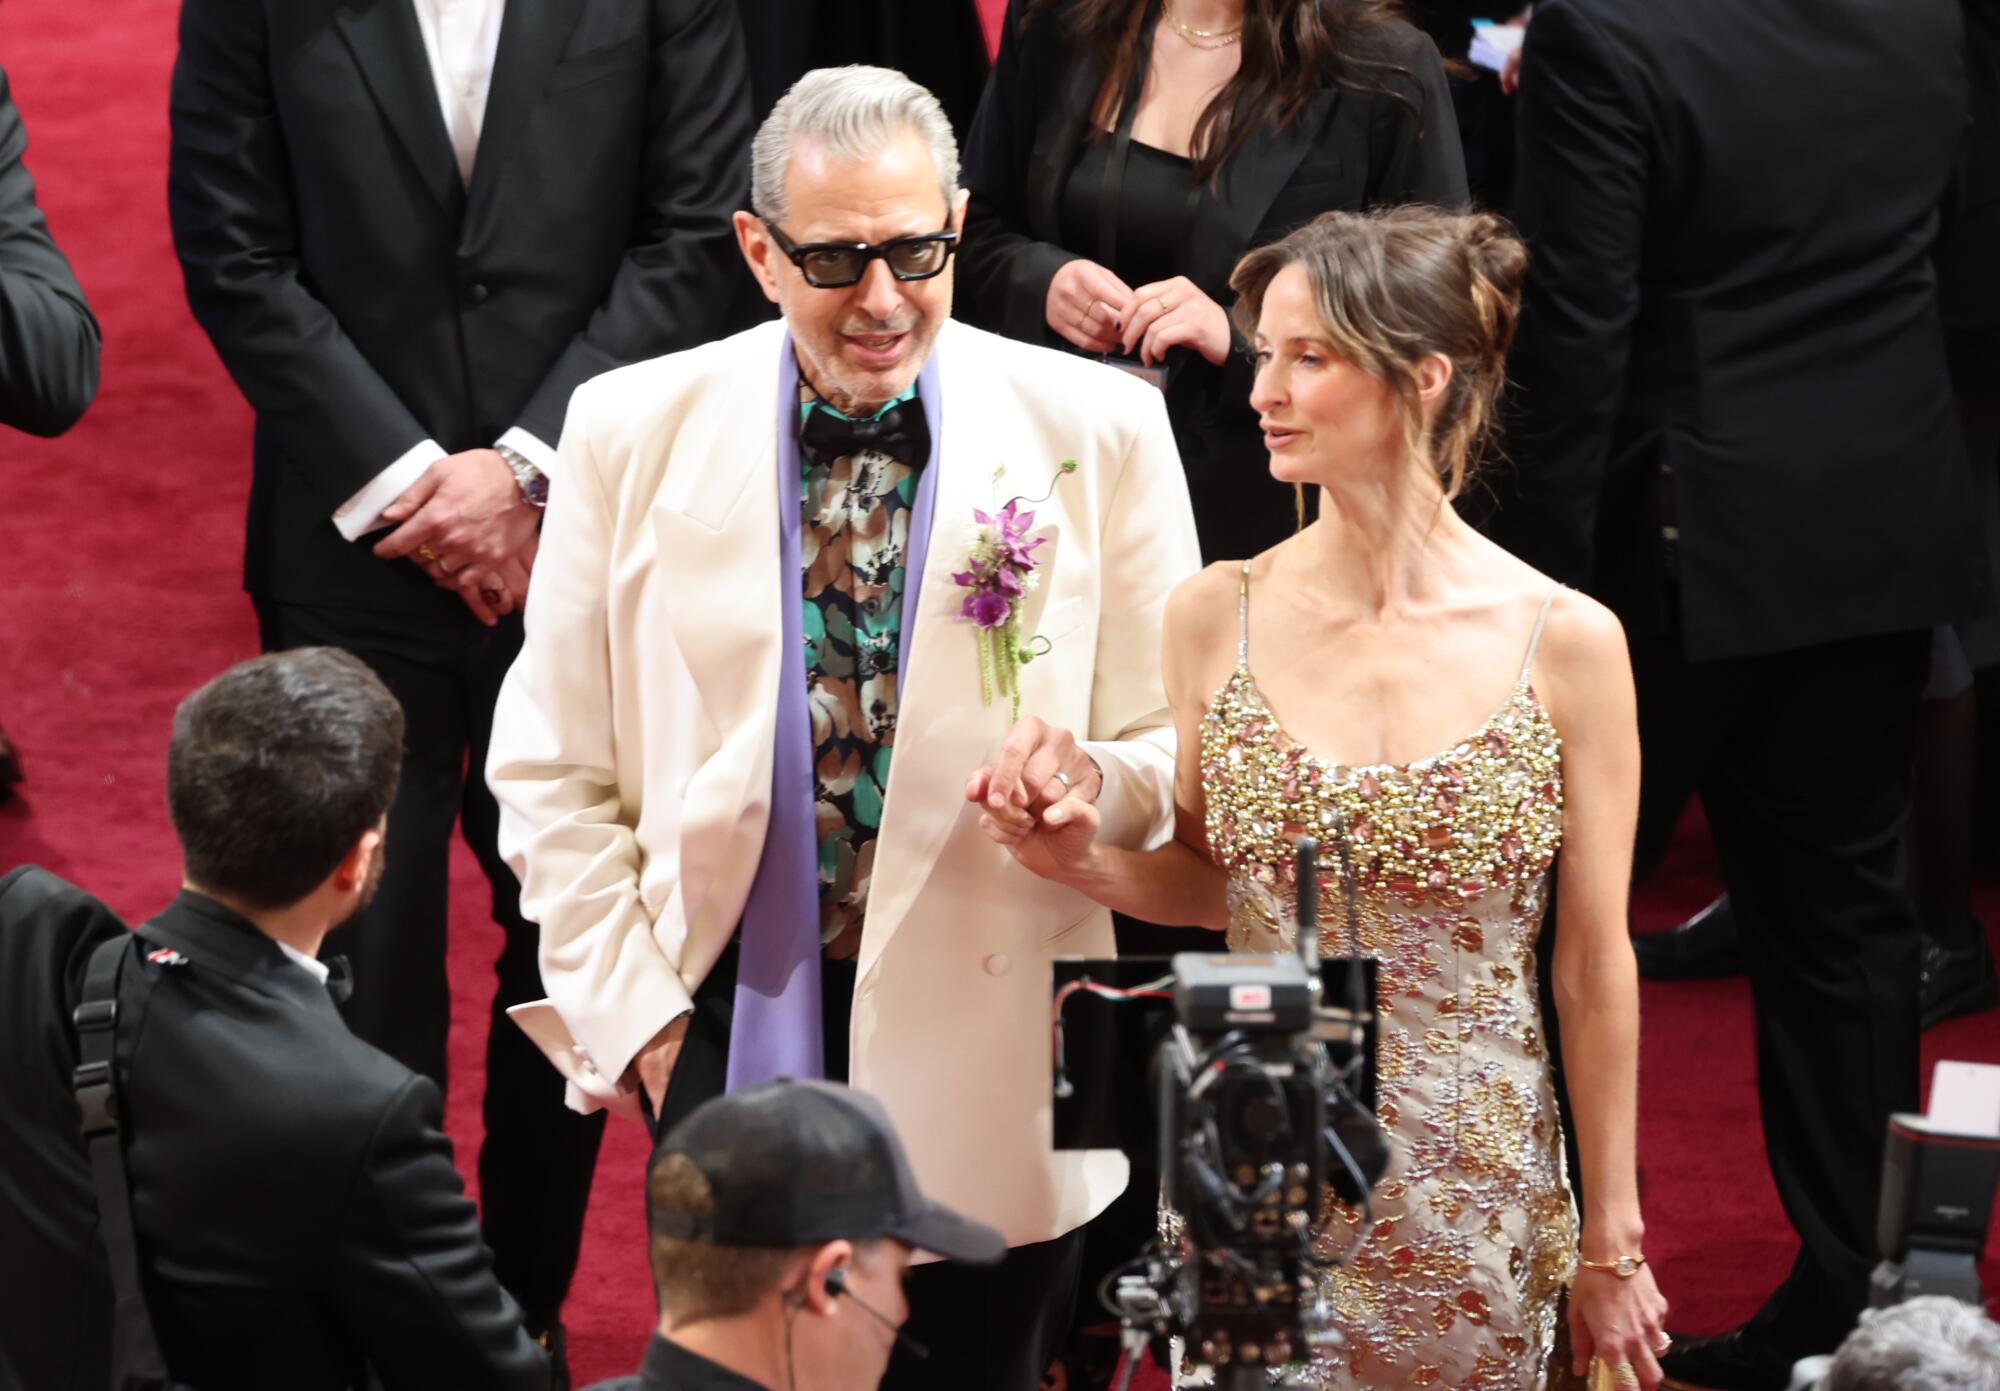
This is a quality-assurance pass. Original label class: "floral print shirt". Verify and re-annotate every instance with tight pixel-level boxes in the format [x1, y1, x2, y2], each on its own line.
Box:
[799, 385, 924, 960]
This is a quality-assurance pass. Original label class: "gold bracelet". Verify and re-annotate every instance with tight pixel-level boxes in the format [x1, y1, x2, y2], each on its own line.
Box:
[1577, 1253, 1647, 1278]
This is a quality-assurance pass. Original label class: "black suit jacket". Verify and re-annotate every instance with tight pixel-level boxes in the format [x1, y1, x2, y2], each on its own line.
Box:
[958, 0, 1467, 563]
[0, 873, 547, 1391]
[0, 66, 99, 439]
[1493, 0, 1995, 660]
[167, 0, 754, 620]
[0, 867, 124, 1391]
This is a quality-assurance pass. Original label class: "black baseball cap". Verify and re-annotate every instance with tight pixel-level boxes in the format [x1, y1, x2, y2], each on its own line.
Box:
[649, 1078, 1006, 1266]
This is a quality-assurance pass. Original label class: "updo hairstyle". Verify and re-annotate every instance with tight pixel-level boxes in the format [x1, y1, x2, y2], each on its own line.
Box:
[1229, 206, 1529, 501]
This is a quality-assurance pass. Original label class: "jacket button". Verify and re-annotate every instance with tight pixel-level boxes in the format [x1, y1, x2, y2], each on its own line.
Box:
[984, 953, 1010, 977]
[466, 280, 490, 304]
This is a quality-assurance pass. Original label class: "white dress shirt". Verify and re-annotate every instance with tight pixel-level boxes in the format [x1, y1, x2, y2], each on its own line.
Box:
[331, 0, 557, 542]
[277, 939, 332, 984]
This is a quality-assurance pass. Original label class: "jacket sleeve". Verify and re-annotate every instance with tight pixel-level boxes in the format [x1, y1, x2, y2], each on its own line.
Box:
[166, 0, 431, 505]
[0, 68, 100, 438]
[488, 379, 696, 1095]
[957, 0, 1078, 347]
[1081, 378, 1203, 852]
[330, 1077, 548, 1391]
[1363, 26, 1471, 209]
[1492, 0, 1651, 586]
[508, 0, 754, 449]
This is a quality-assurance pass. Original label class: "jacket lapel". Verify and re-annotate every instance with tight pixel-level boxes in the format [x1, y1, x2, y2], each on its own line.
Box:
[653, 331, 786, 928]
[465, 0, 585, 228]
[1182, 88, 1340, 289]
[334, 0, 466, 221]
[860, 327, 1028, 979]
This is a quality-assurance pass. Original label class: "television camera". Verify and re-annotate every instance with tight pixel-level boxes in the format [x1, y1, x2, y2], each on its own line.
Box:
[1050, 837, 1388, 1390]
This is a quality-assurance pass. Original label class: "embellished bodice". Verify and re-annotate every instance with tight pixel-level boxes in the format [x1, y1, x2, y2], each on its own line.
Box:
[1201, 668, 1565, 940]
[1188, 565, 1579, 1390]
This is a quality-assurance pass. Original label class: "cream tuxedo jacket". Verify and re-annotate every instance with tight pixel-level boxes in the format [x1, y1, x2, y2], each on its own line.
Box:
[488, 318, 1201, 1247]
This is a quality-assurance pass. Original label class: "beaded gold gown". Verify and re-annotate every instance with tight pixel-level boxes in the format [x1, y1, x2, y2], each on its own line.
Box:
[1196, 564, 1578, 1390]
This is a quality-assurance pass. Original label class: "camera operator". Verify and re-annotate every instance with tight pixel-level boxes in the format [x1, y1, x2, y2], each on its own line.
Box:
[0, 648, 547, 1390]
[595, 1078, 1004, 1391]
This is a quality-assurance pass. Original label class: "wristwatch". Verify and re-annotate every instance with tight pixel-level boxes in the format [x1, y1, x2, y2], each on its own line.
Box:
[495, 443, 549, 509]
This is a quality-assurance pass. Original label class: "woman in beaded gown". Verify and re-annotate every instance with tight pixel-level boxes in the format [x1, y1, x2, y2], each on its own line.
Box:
[975, 207, 1668, 1389]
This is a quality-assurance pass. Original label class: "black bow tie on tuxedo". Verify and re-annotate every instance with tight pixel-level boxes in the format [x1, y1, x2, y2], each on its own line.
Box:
[798, 397, 929, 469]
[323, 954, 355, 1005]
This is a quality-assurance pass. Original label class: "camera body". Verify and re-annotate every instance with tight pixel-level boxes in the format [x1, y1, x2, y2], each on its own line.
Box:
[1052, 839, 1386, 1389]
[1155, 951, 1338, 1372]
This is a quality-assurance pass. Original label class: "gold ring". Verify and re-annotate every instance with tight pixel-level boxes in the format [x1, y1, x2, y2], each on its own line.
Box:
[1613, 1365, 1640, 1389]
[416, 544, 440, 564]
[1083, 296, 1099, 320]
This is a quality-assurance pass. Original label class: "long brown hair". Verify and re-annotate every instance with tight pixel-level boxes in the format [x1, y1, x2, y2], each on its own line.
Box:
[1229, 206, 1530, 502]
[1025, 0, 1416, 184]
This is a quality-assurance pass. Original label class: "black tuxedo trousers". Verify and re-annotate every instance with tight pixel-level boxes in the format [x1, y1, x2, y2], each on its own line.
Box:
[257, 598, 604, 1333]
[1631, 625, 1929, 1352]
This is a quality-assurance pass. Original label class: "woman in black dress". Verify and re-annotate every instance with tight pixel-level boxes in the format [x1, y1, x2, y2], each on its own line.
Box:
[960, 0, 1469, 563]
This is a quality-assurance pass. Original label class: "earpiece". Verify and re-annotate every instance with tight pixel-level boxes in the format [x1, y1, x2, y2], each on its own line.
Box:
[824, 1266, 847, 1297]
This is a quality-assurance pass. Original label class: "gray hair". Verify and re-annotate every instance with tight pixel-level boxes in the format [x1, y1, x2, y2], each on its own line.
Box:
[1822, 1297, 2000, 1391]
[749, 65, 959, 225]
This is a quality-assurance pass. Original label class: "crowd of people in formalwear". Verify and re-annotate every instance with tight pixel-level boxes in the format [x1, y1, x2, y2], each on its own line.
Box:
[0, 2, 1996, 1391]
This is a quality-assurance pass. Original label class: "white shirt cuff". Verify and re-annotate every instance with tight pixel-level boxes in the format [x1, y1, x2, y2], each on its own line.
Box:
[496, 425, 558, 485]
[332, 439, 448, 541]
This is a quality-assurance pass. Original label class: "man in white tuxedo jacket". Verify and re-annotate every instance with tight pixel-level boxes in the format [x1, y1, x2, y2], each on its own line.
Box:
[487, 66, 1200, 1391]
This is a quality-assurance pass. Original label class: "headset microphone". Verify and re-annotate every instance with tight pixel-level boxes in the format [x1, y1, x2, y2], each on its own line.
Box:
[823, 1267, 930, 1360]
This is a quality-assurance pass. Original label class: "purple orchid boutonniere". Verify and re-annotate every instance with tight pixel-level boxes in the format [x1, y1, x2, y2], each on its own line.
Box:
[951, 459, 1078, 720]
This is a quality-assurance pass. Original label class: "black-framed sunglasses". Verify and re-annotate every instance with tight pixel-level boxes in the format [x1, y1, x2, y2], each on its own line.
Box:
[763, 219, 958, 289]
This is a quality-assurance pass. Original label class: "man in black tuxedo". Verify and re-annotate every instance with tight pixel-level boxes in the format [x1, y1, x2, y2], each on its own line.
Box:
[0, 649, 547, 1390]
[166, 0, 756, 1363]
[0, 867, 123, 1391]
[1491, 1, 1996, 1385]
[0, 60, 101, 802]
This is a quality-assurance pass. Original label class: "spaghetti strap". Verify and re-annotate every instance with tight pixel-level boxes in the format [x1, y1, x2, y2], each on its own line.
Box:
[1236, 559, 1253, 672]
[1519, 588, 1560, 683]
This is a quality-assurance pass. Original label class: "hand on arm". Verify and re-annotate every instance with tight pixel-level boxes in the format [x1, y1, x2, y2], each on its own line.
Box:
[1541, 593, 1669, 1387]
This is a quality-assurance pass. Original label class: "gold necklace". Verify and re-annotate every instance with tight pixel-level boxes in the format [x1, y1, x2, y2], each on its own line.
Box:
[1163, 0, 1242, 48]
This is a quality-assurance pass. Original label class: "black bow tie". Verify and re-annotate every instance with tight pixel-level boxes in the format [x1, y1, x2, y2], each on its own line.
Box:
[798, 398, 928, 468]
[323, 954, 354, 1005]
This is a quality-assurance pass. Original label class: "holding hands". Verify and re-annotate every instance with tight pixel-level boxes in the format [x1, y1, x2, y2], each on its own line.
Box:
[968, 715, 1103, 883]
[373, 448, 540, 625]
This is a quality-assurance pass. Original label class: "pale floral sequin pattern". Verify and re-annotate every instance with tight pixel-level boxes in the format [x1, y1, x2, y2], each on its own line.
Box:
[1199, 650, 1578, 1388]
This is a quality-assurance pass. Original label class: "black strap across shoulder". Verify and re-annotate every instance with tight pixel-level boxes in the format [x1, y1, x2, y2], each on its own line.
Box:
[74, 932, 190, 1391]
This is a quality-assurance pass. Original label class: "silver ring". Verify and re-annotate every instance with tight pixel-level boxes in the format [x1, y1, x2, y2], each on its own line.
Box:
[1053, 770, 1072, 789]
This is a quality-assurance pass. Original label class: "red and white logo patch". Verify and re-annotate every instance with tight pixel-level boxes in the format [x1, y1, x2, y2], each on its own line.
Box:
[146, 948, 187, 966]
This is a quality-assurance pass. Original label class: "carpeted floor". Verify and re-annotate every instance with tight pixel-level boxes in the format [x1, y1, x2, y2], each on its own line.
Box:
[1, 2, 1994, 1384]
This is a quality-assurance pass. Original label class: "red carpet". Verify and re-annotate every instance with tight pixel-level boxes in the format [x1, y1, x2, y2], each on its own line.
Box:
[0, 2, 1993, 1384]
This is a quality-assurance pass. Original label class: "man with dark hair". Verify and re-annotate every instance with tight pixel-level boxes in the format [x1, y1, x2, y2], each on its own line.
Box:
[588, 1078, 1002, 1391]
[0, 649, 548, 1390]
[166, 3, 758, 1363]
